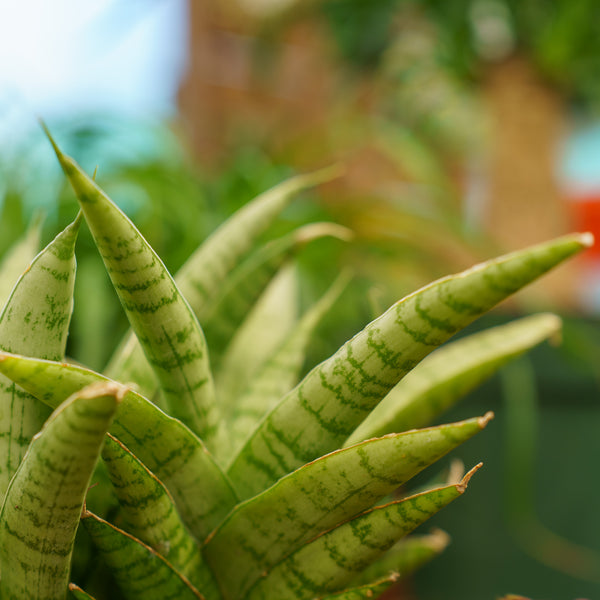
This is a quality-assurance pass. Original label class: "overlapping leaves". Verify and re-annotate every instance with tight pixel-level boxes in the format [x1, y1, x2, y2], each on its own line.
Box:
[0, 132, 591, 600]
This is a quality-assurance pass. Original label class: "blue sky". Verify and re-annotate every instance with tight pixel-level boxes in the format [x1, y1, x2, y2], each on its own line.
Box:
[0, 0, 186, 122]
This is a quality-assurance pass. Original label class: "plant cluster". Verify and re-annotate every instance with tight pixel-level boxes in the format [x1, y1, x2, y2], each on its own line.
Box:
[0, 129, 591, 599]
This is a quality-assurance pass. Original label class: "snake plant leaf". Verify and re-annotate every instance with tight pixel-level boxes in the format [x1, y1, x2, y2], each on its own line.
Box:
[106, 166, 341, 395]
[0, 352, 238, 541]
[346, 313, 562, 444]
[69, 583, 98, 600]
[0, 214, 43, 309]
[0, 381, 124, 600]
[315, 576, 397, 600]
[46, 132, 223, 451]
[227, 233, 591, 499]
[101, 434, 217, 595]
[227, 271, 350, 459]
[0, 214, 81, 502]
[216, 264, 300, 411]
[81, 512, 204, 600]
[203, 414, 491, 600]
[245, 466, 480, 600]
[351, 529, 450, 587]
[202, 223, 351, 364]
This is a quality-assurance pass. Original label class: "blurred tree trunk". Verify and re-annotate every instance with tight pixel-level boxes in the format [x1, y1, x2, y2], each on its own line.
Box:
[483, 54, 577, 307]
[177, 2, 336, 169]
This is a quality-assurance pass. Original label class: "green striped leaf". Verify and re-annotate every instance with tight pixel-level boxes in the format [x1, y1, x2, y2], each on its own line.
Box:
[315, 577, 396, 600]
[351, 529, 450, 586]
[216, 264, 300, 412]
[0, 215, 42, 309]
[346, 313, 562, 444]
[101, 434, 218, 597]
[227, 233, 591, 499]
[0, 352, 238, 541]
[202, 223, 351, 365]
[204, 414, 491, 600]
[69, 583, 98, 600]
[82, 512, 204, 600]
[245, 466, 479, 600]
[106, 166, 341, 397]
[0, 214, 80, 502]
[46, 132, 223, 451]
[226, 271, 350, 460]
[0, 381, 124, 600]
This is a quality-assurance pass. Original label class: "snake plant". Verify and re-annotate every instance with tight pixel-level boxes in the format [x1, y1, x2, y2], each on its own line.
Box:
[0, 128, 591, 600]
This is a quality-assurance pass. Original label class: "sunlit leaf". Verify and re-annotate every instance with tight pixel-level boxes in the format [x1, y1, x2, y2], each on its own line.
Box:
[0, 214, 80, 501]
[82, 512, 203, 600]
[0, 381, 124, 600]
[0, 352, 238, 541]
[46, 130, 223, 451]
[204, 416, 490, 600]
[106, 166, 342, 398]
[245, 466, 479, 600]
[346, 313, 562, 443]
[227, 233, 591, 499]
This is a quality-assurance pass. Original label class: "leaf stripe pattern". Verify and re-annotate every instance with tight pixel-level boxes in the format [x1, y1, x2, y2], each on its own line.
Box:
[202, 223, 350, 366]
[350, 530, 450, 588]
[226, 271, 350, 460]
[82, 512, 204, 600]
[106, 166, 341, 396]
[0, 382, 123, 600]
[216, 264, 300, 414]
[101, 434, 219, 598]
[0, 214, 80, 503]
[245, 467, 479, 600]
[0, 353, 238, 541]
[346, 313, 562, 443]
[204, 415, 491, 600]
[46, 131, 223, 451]
[227, 234, 591, 499]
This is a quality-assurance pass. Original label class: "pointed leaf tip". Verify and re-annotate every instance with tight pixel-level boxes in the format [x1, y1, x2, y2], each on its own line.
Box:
[580, 232, 595, 248]
[295, 222, 355, 244]
[428, 528, 451, 551]
[479, 411, 494, 428]
[457, 462, 483, 493]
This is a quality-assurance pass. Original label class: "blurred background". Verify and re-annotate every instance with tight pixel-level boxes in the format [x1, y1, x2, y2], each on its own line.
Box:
[1, 1, 600, 598]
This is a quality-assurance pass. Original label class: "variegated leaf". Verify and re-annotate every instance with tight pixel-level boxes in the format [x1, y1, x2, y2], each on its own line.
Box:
[202, 223, 350, 365]
[226, 271, 350, 460]
[106, 166, 341, 397]
[245, 466, 480, 600]
[46, 130, 223, 451]
[204, 415, 491, 600]
[346, 313, 562, 444]
[0, 214, 80, 501]
[0, 381, 124, 600]
[216, 264, 300, 412]
[0, 352, 238, 541]
[227, 234, 591, 499]
[0, 214, 42, 309]
[82, 512, 204, 600]
[101, 434, 218, 597]
[351, 529, 450, 587]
